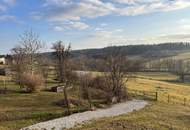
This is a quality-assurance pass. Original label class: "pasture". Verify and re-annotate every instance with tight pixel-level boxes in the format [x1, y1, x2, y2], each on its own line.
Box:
[70, 102, 190, 130]
[70, 72, 190, 130]
[0, 71, 190, 130]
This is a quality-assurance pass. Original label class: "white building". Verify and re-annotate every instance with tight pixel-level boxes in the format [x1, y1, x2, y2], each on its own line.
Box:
[0, 57, 6, 64]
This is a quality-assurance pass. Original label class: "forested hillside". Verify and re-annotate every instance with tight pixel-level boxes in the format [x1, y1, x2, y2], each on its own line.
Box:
[71, 42, 190, 59]
[38, 42, 190, 71]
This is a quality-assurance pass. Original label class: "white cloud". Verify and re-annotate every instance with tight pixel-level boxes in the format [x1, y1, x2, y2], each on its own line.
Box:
[115, 29, 123, 32]
[33, 0, 190, 31]
[52, 21, 89, 31]
[95, 27, 103, 31]
[39, 0, 190, 21]
[3, 0, 16, 6]
[148, 34, 190, 43]
[0, 4, 6, 11]
[100, 23, 108, 27]
[75, 30, 190, 49]
[53, 26, 64, 31]
[173, 18, 190, 33]
[116, 0, 190, 16]
[75, 30, 127, 49]
[0, 15, 16, 21]
[43, 0, 71, 7]
[115, 0, 161, 5]
[69, 21, 89, 30]
[0, 0, 16, 12]
[39, 0, 115, 22]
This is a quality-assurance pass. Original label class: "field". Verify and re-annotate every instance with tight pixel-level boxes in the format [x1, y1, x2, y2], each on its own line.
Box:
[146, 52, 190, 69]
[69, 72, 190, 130]
[172, 52, 190, 61]
[0, 75, 90, 130]
[70, 102, 190, 130]
[0, 72, 190, 130]
[132, 72, 190, 98]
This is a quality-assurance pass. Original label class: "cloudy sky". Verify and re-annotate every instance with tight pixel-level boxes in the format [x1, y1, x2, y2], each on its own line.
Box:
[1, 0, 190, 53]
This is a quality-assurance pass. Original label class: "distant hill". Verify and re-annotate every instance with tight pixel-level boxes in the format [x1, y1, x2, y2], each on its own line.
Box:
[72, 43, 190, 59]
[42, 42, 190, 61]
[4, 42, 190, 71]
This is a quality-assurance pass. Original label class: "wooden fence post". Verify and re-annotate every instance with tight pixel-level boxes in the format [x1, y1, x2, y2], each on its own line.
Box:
[155, 92, 158, 101]
[3, 78, 7, 94]
[184, 98, 186, 106]
[168, 94, 170, 103]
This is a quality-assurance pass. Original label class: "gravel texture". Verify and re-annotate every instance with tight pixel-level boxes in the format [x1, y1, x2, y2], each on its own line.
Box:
[21, 100, 147, 130]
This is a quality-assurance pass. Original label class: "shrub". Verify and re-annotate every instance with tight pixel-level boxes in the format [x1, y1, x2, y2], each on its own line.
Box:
[0, 69, 6, 76]
[55, 98, 84, 107]
[20, 73, 44, 92]
[79, 74, 128, 104]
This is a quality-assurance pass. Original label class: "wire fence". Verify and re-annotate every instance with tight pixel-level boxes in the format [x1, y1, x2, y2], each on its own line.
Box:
[128, 89, 190, 106]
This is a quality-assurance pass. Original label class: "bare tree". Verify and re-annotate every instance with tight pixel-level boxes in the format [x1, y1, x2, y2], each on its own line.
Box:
[52, 41, 73, 114]
[52, 41, 71, 82]
[104, 49, 128, 103]
[19, 29, 43, 74]
[10, 45, 27, 88]
[10, 30, 44, 90]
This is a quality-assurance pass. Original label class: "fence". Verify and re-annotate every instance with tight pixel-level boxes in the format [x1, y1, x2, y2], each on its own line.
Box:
[128, 89, 190, 106]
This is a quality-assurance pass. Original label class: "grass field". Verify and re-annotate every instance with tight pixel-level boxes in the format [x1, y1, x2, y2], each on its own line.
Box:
[0, 72, 190, 130]
[173, 52, 190, 61]
[0, 76, 90, 130]
[130, 72, 190, 105]
[134, 72, 178, 81]
[69, 72, 190, 130]
[71, 72, 190, 130]
[70, 102, 190, 130]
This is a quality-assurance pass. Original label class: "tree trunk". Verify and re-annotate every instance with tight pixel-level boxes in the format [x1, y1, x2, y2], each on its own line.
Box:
[87, 87, 92, 109]
[180, 74, 184, 82]
[63, 85, 70, 115]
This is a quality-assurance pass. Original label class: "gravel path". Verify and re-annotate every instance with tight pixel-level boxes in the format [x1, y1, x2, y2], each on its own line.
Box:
[21, 100, 147, 130]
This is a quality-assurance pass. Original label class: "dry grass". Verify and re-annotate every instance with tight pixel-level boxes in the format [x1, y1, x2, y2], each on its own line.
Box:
[128, 72, 190, 105]
[0, 89, 89, 130]
[0, 71, 190, 130]
[69, 72, 190, 130]
[173, 52, 190, 61]
[70, 102, 190, 130]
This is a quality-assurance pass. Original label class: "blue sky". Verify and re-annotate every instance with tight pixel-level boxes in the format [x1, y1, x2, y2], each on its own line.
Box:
[1, 0, 190, 54]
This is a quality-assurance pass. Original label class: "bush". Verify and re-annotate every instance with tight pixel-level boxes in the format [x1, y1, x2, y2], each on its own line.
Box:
[79, 74, 128, 104]
[20, 73, 44, 92]
[0, 69, 6, 76]
[55, 98, 84, 107]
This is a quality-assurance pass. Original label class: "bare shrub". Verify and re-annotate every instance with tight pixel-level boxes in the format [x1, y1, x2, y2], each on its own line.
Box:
[89, 76, 112, 101]
[79, 74, 125, 105]
[79, 73, 94, 108]
[103, 48, 128, 103]
[55, 98, 84, 107]
[21, 73, 44, 92]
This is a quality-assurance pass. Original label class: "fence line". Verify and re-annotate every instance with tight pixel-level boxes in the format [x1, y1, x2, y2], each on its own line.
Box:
[128, 88, 190, 106]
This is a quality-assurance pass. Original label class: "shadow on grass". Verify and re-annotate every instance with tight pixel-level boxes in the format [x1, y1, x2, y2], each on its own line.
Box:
[176, 115, 190, 124]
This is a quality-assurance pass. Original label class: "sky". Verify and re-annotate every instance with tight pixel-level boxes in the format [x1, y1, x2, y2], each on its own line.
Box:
[1, 0, 190, 54]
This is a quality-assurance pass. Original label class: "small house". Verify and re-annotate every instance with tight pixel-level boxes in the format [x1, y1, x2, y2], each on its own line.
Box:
[0, 57, 6, 65]
[51, 86, 64, 93]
